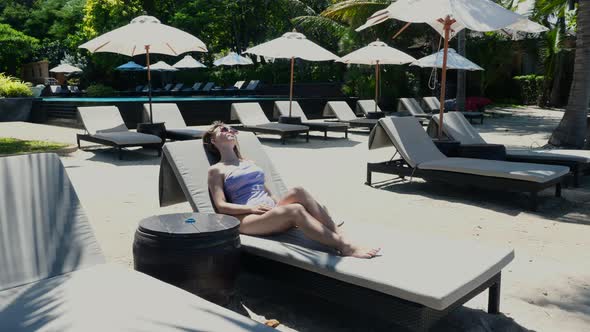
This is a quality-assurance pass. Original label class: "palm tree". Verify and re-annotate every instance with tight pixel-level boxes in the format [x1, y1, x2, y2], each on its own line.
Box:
[548, 0, 588, 148]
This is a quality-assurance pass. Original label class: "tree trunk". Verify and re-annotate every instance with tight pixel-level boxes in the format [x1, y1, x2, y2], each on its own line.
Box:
[456, 30, 466, 112]
[549, 0, 590, 148]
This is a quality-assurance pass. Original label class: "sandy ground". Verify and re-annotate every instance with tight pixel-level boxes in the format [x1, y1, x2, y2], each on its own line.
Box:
[2, 106, 589, 331]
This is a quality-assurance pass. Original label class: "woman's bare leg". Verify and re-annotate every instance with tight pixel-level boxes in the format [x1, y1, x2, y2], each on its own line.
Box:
[278, 187, 337, 232]
[239, 204, 379, 259]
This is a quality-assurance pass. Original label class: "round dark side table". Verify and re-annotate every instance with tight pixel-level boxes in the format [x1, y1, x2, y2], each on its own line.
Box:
[133, 213, 241, 306]
[432, 139, 461, 157]
[137, 122, 166, 143]
[278, 115, 302, 125]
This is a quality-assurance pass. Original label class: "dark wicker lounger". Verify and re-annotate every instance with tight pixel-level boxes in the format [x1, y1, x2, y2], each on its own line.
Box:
[0, 153, 272, 332]
[431, 112, 590, 187]
[142, 103, 205, 140]
[77, 106, 162, 160]
[367, 117, 569, 211]
[323, 101, 379, 129]
[231, 102, 309, 144]
[274, 101, 349, 139]
[158, 134, 515, 331]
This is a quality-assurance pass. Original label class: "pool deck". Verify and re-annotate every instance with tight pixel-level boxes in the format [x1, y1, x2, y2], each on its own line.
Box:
[1, 106, 590, 331]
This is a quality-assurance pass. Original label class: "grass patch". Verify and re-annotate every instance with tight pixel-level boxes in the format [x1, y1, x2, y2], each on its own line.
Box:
[0, 138, 69, 155]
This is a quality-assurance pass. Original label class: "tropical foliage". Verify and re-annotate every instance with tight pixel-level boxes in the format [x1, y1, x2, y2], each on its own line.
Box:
[0, 73, 32, 97]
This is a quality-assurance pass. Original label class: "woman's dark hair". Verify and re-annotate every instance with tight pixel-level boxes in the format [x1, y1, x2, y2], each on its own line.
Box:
[202, 121, 242, 161]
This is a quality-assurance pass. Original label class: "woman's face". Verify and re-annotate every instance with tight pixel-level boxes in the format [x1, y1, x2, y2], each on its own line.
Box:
[211, 125, 238, 149]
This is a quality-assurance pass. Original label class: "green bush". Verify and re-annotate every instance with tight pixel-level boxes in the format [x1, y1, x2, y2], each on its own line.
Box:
[86, 84, 116, 97]
[0, 73, 32, 97]
[513, 75, 544, 105]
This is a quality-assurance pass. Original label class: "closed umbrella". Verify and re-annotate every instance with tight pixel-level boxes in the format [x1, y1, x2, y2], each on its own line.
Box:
[213, 52, 253, 66]
[79, 15, 207, 123]
[173, 55, 206, 69]
[338, 40, 416, 113]
[357, 0, 547, 137]
[49, 64, 82, 74]
[245, 30, 338, 117]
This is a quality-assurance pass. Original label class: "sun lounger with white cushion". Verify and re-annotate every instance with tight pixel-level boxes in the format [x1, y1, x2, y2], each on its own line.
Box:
[367, 117, 569, 210]
[398, 98, 433, 120]
[434, 112, 590, 186]
[423, 96, 484, 124]
[0, 153, 272, 332]
[230, 102, 309, 144]
[158, 134, 515, 331]
[273, 101, 349, 139]
[143, 103, 204, 140]
[356, 99, 383, 116]
[77, 106, 162, 159]
[323, 101, 379, 129]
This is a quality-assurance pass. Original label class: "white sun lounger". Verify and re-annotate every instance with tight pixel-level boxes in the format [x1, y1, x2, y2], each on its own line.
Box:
[158, 134, 515, 331]
[142, 103, 204, 140]
[273, 101, 348, 139]
[77, 106, 162, 159]
[356, 99, 383, 116]
[398, 98, 433, 120]
[423, 96, 484, 124]
[230, 102, 309, 144]
[367, 117, 569, 210]
[0, 153, 272, 332]
[323, 101, 379, 129]
[434, 112, 590, 186]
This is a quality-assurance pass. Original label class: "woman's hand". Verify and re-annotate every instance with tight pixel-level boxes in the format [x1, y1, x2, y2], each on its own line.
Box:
[250, 204, 273, 215]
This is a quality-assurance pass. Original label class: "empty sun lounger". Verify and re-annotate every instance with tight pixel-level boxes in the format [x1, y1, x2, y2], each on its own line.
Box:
[244, 80, 260, 91]
[201, 82, 216, 92]
[323, 101, 379, 129]
[143, 103, 204, 140]
[398, 98, 433, 120]
[230, 102, 309, 144]
[367, 117, 569, 210]
[0, 153, 272, 332]
[170, 83, 184, 92]
[274, 101, 349, 139]
[182, 82, 202, 93]
[433, 112, 590, 186]
[158, 134, 515, 331]
[356, 99, 383, 116]
[423, 96, 484, 124]
[77, 106, 162, 159]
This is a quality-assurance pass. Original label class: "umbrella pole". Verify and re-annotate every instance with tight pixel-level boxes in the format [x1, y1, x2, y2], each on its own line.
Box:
[438, 16, 455, 139]
[146, 45, 153, 124]
[289, 57, 294, 117]
[375, 61, 380, 113]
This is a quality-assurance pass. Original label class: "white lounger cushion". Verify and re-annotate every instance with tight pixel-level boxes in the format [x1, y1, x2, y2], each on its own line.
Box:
[274, 101, 309, 121]
[436, 112, 487, 144]
[357, 99, 382, 115]
[143, 103, 187, 129]
[419, 157, 569, 183]
[323, 101, 360, 121]
[93, 131, 162, 145]
[0, 264, 272, 332]
[507, 149, 590, 163]
[398, 98, 427, 116]
[231, 102, 272, 126]
[78, 106, 128, 135]
[159, 134, 514, 311]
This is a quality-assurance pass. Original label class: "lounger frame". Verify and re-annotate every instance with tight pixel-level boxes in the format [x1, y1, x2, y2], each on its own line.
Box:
[505, 155, 586, 188]
[76, 133, 162, 160]
[366, 159, 562, 211]
[234, 125, 310, 145]
[242, 253, 501, 332]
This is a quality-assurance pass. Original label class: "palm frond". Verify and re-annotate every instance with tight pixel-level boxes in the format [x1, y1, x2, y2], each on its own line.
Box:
[321, 0, 392, 26]
[291, 15, 349, 38]
[277, 0, 317, 16]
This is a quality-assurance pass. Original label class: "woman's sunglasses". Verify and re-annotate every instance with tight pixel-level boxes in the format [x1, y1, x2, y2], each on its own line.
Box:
[219, 126, 238, 134]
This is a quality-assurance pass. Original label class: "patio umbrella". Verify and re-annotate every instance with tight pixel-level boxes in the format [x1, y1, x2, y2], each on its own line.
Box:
[147, 61, 178, 72]
[49, 64, 82, 74]
[173, 55, 206, 69]
[356, 0, 547, 137]
[245, 30, 338, 117]
[411, 48, 483, 71]
[116, 61, 145, 71]
[338, 40, 416, 113]
[213, 52, 253, 66]
[79, 15, 207, 123]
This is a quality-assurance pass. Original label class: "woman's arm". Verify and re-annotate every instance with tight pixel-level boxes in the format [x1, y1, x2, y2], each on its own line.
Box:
[208, 166, 268, 215]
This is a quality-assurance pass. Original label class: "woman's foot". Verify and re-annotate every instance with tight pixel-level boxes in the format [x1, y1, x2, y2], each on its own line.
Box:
[340, 244, 381, 259]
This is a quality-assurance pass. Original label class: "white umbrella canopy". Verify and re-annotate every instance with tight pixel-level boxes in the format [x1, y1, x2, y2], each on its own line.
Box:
[173, 55, 206, 69]
[338, 40, 416, 112]
[79, 15, 207, 123]
[49, 64, 82, 74]
[147, 61, 178, 71]
[245, 30, 339, 117]
[214, 52, 253, 66]
[356, 0, 548, 137]
[411, 48, 483, 71]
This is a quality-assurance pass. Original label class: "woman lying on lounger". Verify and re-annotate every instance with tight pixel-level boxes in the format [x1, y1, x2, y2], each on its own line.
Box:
[204, 122, 380, 259]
